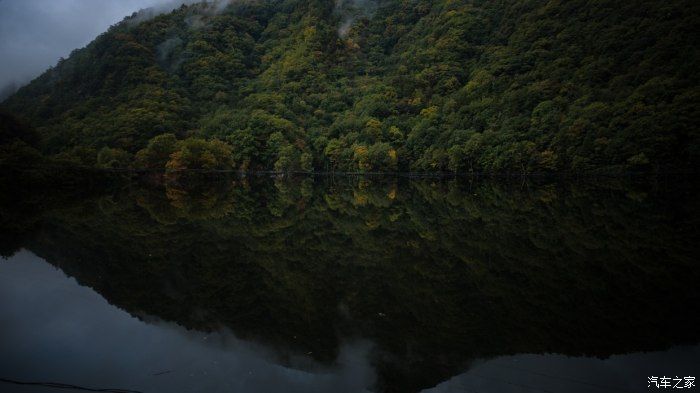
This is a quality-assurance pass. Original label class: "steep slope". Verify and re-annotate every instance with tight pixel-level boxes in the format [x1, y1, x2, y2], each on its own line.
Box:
[2, 0, 699, 174]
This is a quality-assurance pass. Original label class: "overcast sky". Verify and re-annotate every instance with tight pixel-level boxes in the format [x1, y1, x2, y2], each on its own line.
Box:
[0, 0, 195, 91]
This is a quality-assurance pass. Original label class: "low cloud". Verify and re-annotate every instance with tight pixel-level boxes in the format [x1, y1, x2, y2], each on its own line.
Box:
[335, 0, 378, 38]
[0, 0, 239, 92]
[124, 0, 239, 25]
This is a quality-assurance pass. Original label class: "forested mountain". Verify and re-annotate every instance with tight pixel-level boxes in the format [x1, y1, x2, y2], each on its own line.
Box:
[2, 0, 698, 174]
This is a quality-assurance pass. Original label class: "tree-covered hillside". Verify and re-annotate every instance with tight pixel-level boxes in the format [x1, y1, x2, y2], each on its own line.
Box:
[2, 0, 698, 174]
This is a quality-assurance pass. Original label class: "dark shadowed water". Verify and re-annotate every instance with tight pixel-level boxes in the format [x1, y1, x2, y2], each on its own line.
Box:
[1, 176, 698, 392]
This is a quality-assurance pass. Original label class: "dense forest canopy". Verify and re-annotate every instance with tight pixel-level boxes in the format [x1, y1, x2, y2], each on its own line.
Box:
[1, 0, 698, 174]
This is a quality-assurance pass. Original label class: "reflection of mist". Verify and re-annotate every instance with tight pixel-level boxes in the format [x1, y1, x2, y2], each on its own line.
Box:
[2, 178, 699, 393]
[425, 348, 700, 393]
[0, 251, 376, 393]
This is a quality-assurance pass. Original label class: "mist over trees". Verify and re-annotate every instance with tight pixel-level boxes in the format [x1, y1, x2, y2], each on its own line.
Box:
[1, 0, 698, 174]
[0, 83, 18, 103]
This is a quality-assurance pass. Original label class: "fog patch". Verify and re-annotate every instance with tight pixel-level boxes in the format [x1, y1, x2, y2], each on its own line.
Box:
[0, 82, 19, 103]
[158, 37, 184, 60]
[335, 0, 379, 38]
[125, 0, 239, 26]
[185, 14, 207, 29]
[157, 37, 185, 70]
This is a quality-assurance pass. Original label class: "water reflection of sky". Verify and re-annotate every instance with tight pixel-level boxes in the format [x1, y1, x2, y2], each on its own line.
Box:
[0, 251, 376, 393]
[1, 250, 698, 393]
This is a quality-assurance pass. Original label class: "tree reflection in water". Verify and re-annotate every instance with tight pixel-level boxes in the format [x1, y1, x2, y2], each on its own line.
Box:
[1, 175, 698, 392]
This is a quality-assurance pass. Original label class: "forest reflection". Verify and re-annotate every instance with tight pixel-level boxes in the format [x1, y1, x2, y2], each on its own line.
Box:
[1, 175, 698, 392]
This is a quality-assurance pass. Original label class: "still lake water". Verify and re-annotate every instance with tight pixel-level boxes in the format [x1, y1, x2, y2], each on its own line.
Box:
[1, 176, 698, 392]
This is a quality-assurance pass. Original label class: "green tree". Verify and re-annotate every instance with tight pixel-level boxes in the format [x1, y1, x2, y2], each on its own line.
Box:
[166, 138, 234, 171]
[135, 134, 178, 169]
[97, 147, 132, 169]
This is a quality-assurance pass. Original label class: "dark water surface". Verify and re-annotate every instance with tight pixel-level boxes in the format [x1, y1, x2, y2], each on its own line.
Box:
[1, 176, 698, 392]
